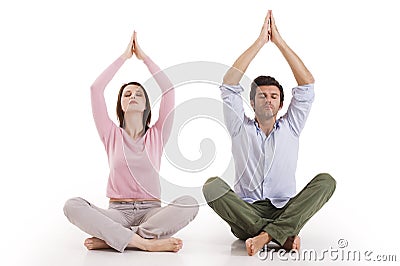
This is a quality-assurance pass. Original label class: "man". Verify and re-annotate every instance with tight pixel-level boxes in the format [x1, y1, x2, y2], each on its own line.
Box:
[202, 10, 336, 256]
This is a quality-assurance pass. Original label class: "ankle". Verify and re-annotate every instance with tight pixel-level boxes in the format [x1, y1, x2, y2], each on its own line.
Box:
[259, 231, 272, 243]
[128, 234, 147, 250]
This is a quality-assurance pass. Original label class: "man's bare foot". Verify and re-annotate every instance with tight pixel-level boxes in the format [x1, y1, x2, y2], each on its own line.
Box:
[128, 234, 183, 252]
[245, 232, 272, 256]
[282, 235, 301, 251]
[84, 237, 110, 250]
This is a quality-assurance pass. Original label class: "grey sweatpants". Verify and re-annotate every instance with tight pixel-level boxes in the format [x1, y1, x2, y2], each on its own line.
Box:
[63, 196, 199, 252]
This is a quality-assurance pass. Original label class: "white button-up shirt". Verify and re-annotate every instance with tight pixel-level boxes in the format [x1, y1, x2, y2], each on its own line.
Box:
[221, 83, 315, 208]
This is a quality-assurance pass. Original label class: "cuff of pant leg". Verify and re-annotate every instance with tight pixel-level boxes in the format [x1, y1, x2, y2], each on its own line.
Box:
[114, 229, 135, 252]
[263, 224, 286, 246]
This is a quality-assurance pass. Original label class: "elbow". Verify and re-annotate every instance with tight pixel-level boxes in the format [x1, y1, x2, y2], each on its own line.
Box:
[90, 83, 103, 95]
[222, 77, 231, 85]
[222, 69, 241, 86]
[222, 74, 231, 85]
[298, 75, 315, 86]
[308, 75, 315, 85]
[305, 72, 315, 85]
[90, 84, 97, 93]
[222, 76, 239, 86]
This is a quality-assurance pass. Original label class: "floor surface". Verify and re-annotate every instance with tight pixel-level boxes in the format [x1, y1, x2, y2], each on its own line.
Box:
[7, 197, 398, 266]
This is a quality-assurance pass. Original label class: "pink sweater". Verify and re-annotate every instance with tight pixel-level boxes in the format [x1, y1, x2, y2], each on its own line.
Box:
[90, 56, 174, 199]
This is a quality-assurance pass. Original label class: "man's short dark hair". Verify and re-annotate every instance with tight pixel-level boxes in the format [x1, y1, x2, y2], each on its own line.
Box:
[250, 76, 284, 107]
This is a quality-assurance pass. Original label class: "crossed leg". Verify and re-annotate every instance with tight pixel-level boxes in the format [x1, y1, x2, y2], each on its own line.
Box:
[64, 197, 197, 252]
[83, 235, 183, 252]
[203, 174, 335, 256]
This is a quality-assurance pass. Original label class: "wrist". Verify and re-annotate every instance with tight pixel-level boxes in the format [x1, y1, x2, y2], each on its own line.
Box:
[120, 53, 130, 61]
[254, 38, 266, 49]
[273, 37, 286, 49]
[141, 54, 149, 62]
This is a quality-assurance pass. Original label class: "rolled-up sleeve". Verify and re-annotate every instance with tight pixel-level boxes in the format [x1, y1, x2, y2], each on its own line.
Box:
[220, 84, 247, 137]
[284, 84, 315, 137]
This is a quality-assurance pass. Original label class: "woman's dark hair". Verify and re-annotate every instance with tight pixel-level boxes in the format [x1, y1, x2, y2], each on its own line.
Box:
[116, 82, 151, 135]
[250, 75, 284, 107]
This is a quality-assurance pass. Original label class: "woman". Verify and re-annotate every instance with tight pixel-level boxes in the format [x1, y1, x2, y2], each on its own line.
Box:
[64, 31, 198, 253]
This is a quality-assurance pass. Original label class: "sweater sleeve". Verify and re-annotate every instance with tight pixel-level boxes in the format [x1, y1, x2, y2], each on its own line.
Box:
[90, 56, 126, 145]
[143, 56, 175, 144]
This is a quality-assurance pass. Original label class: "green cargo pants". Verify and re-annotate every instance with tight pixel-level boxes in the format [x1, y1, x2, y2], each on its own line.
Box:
[202, 173, 336, 246]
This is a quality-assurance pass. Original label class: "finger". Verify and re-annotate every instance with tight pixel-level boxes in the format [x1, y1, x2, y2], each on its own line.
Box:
[264, 10, 271, 24]
[134, 32, 140, 49]
[128, 36, 134, 48]
[128, 29, 134, 41]
[268, 10, 272, 28]
[261, 13, 269, 34]
[270, 10, 276, 27]
[126, 33, 133, 53]
[263, 14, 270, 34]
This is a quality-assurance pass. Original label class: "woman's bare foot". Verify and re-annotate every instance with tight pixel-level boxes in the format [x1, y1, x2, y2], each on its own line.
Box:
[128, 234, 183, 252]
[245, 232, 272, 256]
[282, 235, 301, 251]
[144, 238, 183, 252]
[84, 237, 110, 250]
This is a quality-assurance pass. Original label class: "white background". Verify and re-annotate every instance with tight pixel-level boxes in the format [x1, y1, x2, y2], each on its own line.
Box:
[1, 0, 399, 265]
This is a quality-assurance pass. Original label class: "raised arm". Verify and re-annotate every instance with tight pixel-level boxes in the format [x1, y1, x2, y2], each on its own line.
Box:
[133, 32, 175, 142]
[269, 12, 315, 136]
[270, 11, 314, 86]
[90, 33, 134, 143]
[223, 11, 271, 85]
[221, 11, 272, 136]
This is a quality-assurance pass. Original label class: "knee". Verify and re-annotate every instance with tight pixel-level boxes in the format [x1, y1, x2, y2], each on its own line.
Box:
[202, 176, 217, 198]
[202, 176, 225, 203]
[174, 195, 198, 207]
[315, 173, 336, 194]
[173, 195, 199, 219]
[204, 176, 219, 185]
[63, 197, 87, 218]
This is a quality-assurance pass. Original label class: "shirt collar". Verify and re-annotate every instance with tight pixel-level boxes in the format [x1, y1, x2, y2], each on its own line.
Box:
[254, 119, 280, 134]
